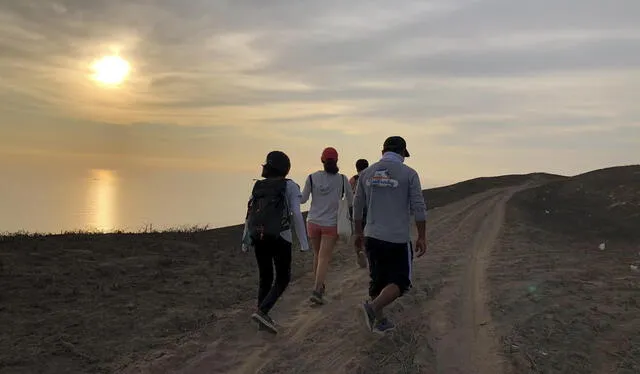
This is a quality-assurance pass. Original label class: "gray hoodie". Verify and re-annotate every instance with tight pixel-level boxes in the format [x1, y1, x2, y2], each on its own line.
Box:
[353, 152, 427, 244]
[301, 171, 354, 227]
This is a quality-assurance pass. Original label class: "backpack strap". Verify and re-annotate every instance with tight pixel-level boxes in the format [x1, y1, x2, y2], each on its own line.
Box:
[308, 174, 313, 190]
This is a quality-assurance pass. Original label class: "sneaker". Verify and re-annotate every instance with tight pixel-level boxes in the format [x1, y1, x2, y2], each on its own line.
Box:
[310, 290, 325, 305]
[251, 311, 278, 334]
[373, 317, 396, 335]
[361, 302, 376, 331]
[356, 251, 367, 269]
[257, 315, 278, 331]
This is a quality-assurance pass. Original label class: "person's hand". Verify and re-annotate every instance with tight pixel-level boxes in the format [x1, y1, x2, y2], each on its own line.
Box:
[300, 245, 310, 252]
[415, 237, 427, 257]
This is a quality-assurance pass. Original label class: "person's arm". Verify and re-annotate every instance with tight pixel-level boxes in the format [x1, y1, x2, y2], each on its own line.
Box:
[345, 174, 354, 207]
[241, 196, 253, 252]
[300, 174, 312, 204]
[288, 181, 310, 251]
[353, 172, 366, 236]
[349, 176, 356, 192]
[409, 171, 427, 238]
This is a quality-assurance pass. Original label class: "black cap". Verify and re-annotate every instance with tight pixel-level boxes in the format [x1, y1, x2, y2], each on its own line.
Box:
[382, 136, 410, 157]
[263, 151, 291, 175]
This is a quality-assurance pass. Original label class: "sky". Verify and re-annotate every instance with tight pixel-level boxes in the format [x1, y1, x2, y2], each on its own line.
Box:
[1, 0, 639, 189]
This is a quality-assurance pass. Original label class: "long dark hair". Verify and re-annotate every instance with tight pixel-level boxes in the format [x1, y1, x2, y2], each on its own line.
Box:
[323, 159, 339, 174]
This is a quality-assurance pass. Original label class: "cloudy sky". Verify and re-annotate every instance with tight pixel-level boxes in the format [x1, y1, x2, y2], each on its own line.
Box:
[1, 0, 639, 186]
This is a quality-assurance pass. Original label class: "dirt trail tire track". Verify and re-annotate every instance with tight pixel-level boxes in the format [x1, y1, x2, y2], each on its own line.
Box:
[125, 184, 532, 374]
[426, 185, 529, 374]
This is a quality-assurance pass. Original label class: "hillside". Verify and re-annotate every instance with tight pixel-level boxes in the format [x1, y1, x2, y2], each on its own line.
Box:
[0, 167, 638, 374]
[491, 165, 640, 373]
[510, 165, 640, 241]
[423, 172, 565, 210]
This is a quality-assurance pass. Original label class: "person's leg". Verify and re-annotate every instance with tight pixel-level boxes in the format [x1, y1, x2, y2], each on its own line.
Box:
[355, 209, 369, 269]
[251, 238, 278, 333]
[313, 230, 338, 293]
[253, 239, 274, 308]
[362, 236, 385, 330]
[307, 223, 322, 277]
[258, 237, 292, 314]
[371, 241, 413, 333]
[366, 237, 384, 301]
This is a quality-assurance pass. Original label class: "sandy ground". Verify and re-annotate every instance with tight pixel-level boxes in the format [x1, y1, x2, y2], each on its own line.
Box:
[123, 185, 534, 374]
[1, 166, 638, 374]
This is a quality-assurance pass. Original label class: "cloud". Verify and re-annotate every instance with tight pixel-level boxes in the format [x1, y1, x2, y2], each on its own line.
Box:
[0, 0, 638, 180]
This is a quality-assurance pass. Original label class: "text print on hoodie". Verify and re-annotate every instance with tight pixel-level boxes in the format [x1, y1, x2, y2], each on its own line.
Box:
[301, 171, 354, 227]
[353, 151, 427, 244]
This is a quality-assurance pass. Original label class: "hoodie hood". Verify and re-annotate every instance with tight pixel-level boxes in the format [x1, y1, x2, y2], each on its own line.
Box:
[314, 175, 335, 196]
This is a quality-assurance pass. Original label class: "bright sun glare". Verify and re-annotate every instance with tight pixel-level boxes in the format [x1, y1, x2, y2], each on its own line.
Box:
[91, 55, 130, 85]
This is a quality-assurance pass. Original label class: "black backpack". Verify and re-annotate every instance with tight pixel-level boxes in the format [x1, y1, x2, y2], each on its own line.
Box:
[246, 178, 290, 241]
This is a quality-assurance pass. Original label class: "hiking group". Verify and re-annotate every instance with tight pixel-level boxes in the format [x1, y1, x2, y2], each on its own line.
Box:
[241, 136, 427, 335]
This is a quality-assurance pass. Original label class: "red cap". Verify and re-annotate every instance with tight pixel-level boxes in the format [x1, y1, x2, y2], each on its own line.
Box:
[321, 147, 338, 162]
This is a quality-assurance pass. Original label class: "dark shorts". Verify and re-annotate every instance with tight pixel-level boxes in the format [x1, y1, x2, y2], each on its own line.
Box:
[365, 236, 413, 299]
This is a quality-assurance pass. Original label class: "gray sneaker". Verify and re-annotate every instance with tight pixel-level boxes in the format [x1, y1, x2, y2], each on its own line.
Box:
[361, 302, 376, 331]
[251, 311, 278, 334]
[257, 315, 278, 331]
[373, 317, 396, 335]
[310, 290, 325, 305]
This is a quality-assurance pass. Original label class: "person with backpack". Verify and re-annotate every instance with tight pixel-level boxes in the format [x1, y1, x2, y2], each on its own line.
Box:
[349, 158, 369, 268]
[300, 147, 354, 305]
[353, 136, 427, 334]
[242, 150, 309, 334]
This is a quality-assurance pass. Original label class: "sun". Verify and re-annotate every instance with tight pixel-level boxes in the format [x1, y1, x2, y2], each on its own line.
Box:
[91, 55, 130, 86]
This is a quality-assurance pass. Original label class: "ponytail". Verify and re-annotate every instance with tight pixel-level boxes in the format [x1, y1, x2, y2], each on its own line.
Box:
[323, 159, 339, 174]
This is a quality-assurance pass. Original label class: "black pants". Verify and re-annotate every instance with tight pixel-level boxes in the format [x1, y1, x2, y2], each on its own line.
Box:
[254, 236, 292, 314]
[365, 236, 413, 299]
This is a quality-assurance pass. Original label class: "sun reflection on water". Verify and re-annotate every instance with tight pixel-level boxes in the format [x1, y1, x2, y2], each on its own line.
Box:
[87, 169, 117, 232]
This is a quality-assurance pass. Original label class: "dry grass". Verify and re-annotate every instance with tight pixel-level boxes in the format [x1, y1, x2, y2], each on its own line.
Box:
[489, 165, 640, 374]
[0, 224, 313, 374]
[424, 172, 565, 210]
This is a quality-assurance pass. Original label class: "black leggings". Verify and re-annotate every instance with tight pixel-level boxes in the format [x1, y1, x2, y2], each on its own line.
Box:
[254, 236, 292, 314]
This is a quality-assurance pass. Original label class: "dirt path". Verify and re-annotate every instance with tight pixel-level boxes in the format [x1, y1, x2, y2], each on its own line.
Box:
[427, 188, 523, 374]
[125, 186, 527, 374]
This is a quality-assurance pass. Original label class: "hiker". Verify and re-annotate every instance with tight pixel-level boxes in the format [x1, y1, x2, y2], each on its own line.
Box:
[349, 158, 369, 192]
[301, 147, 354, 305]
[242, 150, 310, 334]
[349, 158, 370, 268]
[353, 136, 427, 334]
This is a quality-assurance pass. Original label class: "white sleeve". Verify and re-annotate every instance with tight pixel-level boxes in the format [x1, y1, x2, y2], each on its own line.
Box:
[287, 181, 310, 251]
[300, 174, 312, 204]
[241, 195, 253, 251]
